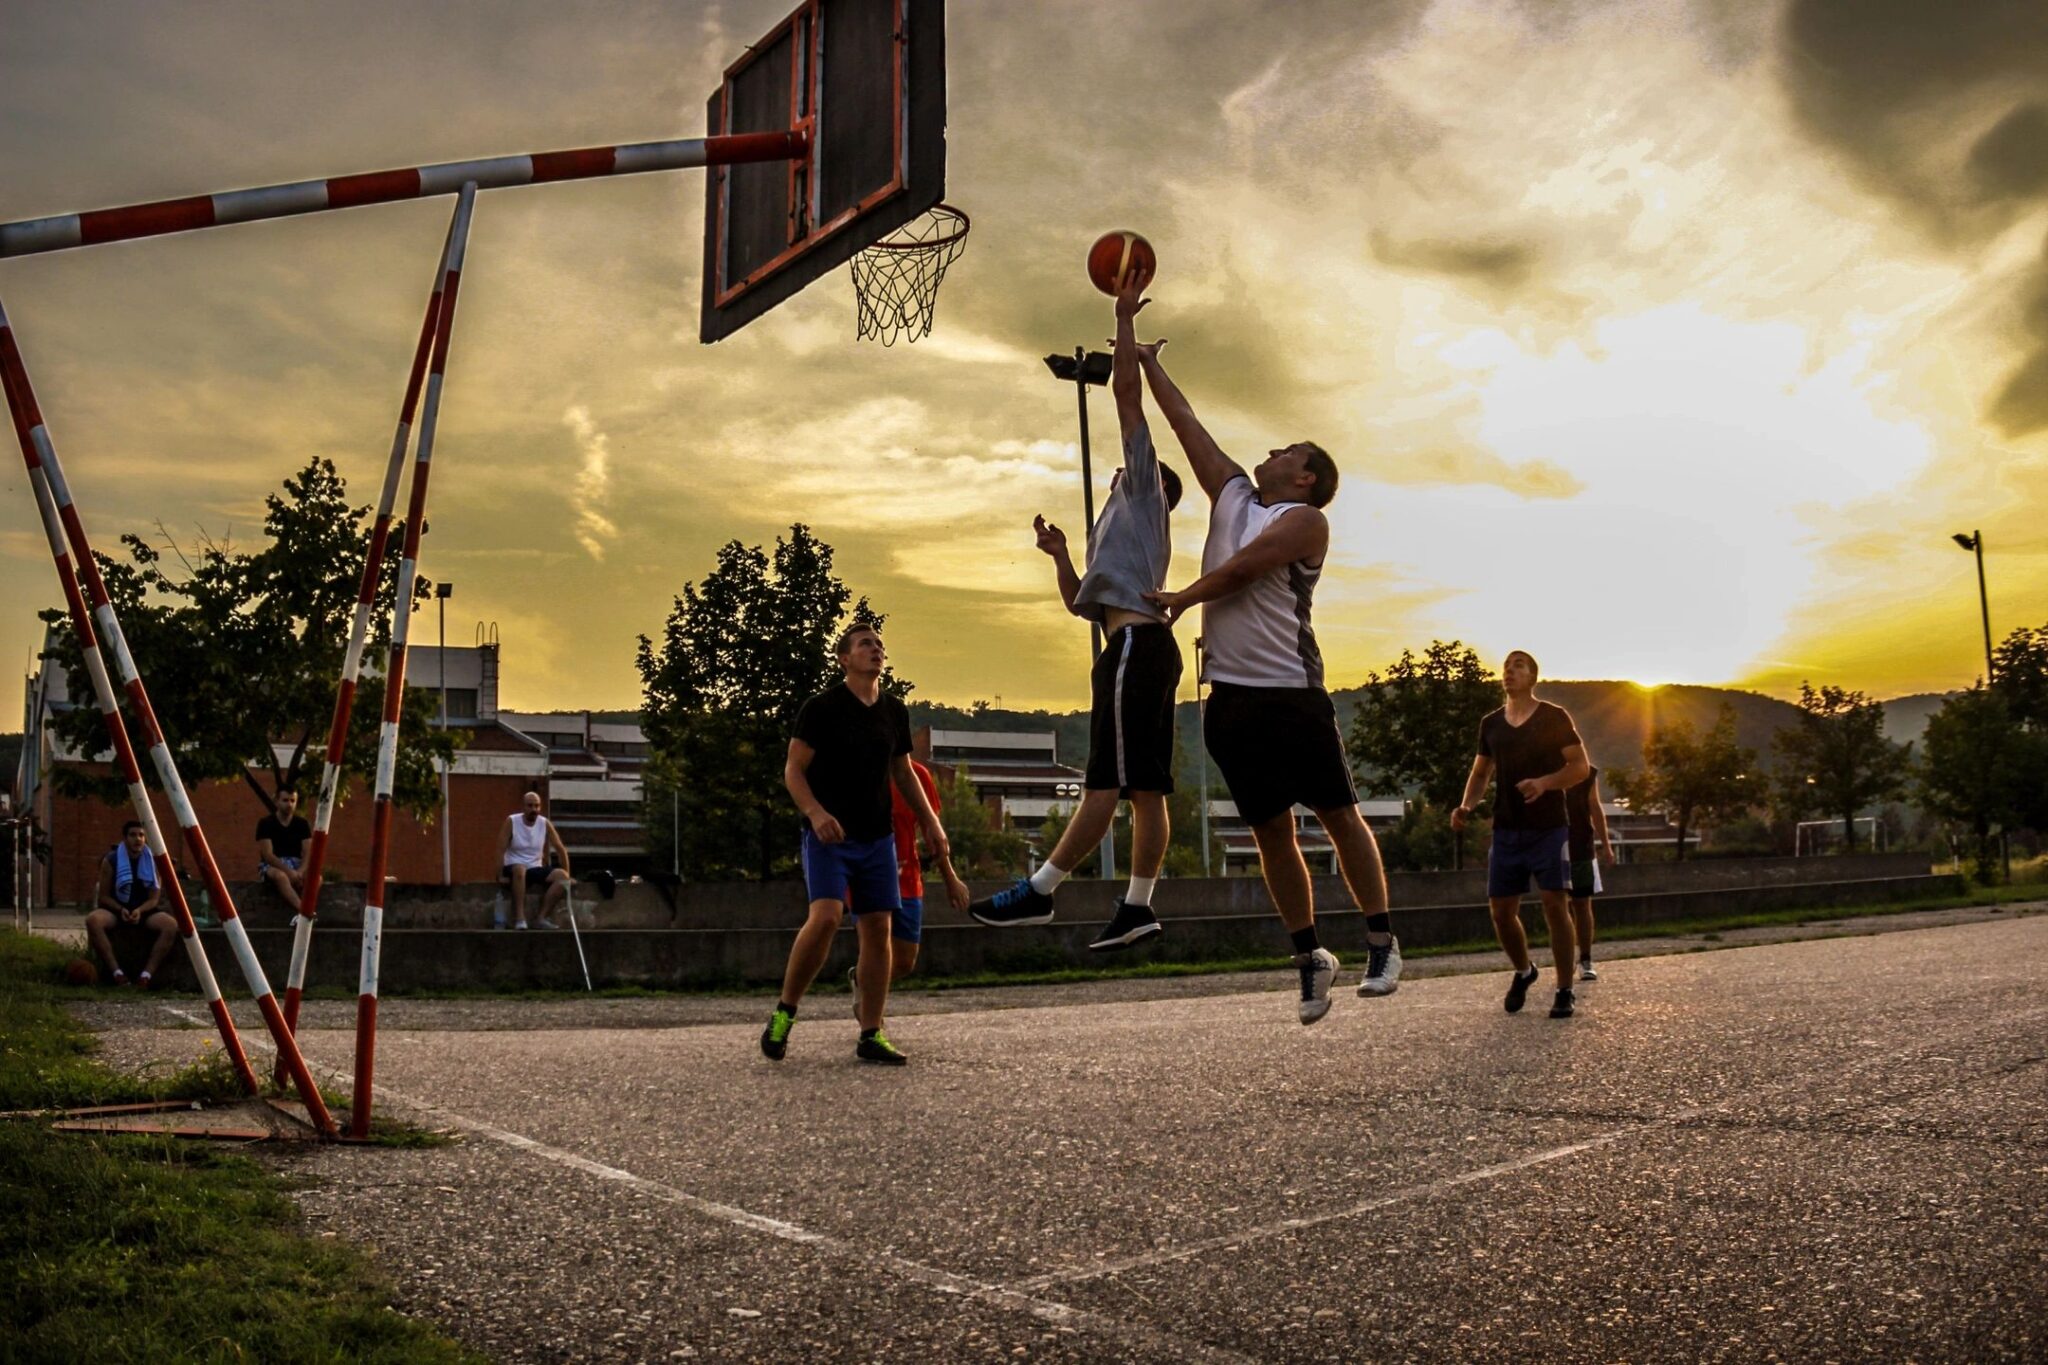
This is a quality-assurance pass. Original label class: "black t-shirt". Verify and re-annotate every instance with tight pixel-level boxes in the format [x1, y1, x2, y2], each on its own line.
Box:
[1565, 766, 1600, 859]
[257, 814, 311, 861]
[1478, 701, 1584, 832]
[792, 684, 912, 843]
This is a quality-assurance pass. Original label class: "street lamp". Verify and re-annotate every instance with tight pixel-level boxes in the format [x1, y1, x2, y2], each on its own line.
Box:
[1042, 346, 1118, 881]
[436, 581, 453, 886]
[1950, 531, 1994, 683]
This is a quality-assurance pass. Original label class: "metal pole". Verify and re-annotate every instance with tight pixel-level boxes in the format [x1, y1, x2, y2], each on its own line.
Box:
[1072, 347, 1115, 882]
[671, 786, 680, 877]
[2, 297, 272, 1103]
[439, 587, 451, 886]
[355, 181, 478, 1139]
[1196, 637, 1211, 878]
[1972, 530, 1995, 684]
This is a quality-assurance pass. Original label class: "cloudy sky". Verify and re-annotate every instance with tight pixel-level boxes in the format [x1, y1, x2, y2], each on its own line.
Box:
[3, 0, 2045, 720]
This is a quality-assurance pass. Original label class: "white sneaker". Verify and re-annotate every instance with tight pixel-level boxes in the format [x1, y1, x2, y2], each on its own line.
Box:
[1357, 936, 1402, 996]
[1294, 947, 1339, 1025]
[1578, 960, 1599, 982]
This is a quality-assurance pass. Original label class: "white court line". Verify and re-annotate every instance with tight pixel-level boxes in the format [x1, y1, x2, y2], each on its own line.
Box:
[164, 1006, 1256, 1365]
[169, 995, 2045, 1359]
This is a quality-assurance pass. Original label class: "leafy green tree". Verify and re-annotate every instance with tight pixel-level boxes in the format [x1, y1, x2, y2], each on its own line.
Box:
[933, 764, 1028, 876]
[1608, 703, 1756, 861]
[1992, 621, 2048, 727]
[636, 525, 903, 881]
[38, 457, 454, 816]
[1921, 683, 2048, 880]
[1376, 800, 1489, 872]
[1346, 641, 1498, 867]
[1769, 684, 1912, 852]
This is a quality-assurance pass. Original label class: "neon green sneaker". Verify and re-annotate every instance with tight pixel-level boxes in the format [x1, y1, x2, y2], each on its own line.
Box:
[855, 1029, 907, 1066]
[760, 1005, 795, 1060]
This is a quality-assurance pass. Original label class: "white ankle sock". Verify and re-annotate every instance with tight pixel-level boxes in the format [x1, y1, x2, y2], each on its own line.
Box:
[1029, 862, 1070, 895]
[1124, 875, 1157, 907]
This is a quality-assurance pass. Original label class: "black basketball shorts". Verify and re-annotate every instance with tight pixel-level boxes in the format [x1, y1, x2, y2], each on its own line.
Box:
[1204, 681, 1358, 826]
[1085, 623, 1183, 795]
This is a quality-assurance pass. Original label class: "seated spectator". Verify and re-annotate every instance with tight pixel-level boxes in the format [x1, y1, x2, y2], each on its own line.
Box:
[85, 819, 178, 988]
[257, 788, 312, 912]
[499, 790, 572, 929]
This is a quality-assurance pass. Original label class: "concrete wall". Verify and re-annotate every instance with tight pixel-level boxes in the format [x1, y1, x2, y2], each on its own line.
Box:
[123, 854, 1959, 992]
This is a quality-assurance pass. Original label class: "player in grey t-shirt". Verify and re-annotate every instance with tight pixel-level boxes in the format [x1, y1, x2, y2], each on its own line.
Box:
[970, 280, 1187, 952]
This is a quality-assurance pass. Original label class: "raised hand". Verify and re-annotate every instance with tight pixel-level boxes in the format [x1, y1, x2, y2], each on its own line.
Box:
[1114, 277, 1151, 321]
[1033, 514, 1068, 557]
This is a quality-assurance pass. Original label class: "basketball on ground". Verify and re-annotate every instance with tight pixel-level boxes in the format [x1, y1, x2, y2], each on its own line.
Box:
[65, 958, 99, 987]
[1087, 231, 1156, 295]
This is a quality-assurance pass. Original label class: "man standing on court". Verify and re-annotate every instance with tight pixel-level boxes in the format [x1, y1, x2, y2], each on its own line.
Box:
[762, 624, 952, 1066]
[1452, 651, 1592, 1018]
[1565, 766, 1616, 981]
[499, 790, 572, 929]
[968, 279, 1186, 951]
[1137, 332, 1398, 1024]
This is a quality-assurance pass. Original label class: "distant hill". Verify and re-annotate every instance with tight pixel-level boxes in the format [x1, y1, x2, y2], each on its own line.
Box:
[911, 681, 1949, 781]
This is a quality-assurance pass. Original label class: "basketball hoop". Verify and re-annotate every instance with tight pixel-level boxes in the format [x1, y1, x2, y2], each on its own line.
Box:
[850, 203, 969, 345]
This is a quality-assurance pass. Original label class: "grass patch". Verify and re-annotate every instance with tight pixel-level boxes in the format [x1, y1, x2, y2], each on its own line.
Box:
[0, 929, 478, 1363]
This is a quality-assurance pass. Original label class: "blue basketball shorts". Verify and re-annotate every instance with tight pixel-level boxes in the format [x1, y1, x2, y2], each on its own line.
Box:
[799, 830, 900, 916]
[1487, 826, 1570, 898]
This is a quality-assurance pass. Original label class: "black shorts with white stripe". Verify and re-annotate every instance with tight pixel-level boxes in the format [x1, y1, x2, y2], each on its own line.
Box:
[1084, 622, 1183, 795]
[1204, 681, 1357, 826]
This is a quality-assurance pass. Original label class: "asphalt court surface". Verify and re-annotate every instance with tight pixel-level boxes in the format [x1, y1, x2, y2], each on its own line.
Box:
[100, 913, 2047, 1362]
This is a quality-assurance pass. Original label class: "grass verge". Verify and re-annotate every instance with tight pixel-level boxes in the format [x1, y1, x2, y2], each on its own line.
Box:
[0, 929, 479, 1364]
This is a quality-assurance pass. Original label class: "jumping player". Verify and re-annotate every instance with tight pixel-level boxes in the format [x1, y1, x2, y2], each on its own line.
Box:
[1565, 766, 1615, 981]
[1137, 327, 1397, 1024]
[763, 625, 952, 1066]
[849, 757, 971, 1014]
[1452, 650, 1592, 1018]
[969, 280, 1186, 952]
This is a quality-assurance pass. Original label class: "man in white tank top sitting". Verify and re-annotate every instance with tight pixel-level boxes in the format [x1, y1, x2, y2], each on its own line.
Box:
[499, 790, 572, 929]
[1140, 338, 1398, 1025]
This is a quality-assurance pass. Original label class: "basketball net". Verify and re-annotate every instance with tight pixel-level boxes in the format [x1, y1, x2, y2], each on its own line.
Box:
[850, 204, 969, 345]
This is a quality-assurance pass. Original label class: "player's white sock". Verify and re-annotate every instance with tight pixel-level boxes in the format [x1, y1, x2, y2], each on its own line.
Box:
[1124, 875, 1157, 907]
[1029, 862, 1070, 895]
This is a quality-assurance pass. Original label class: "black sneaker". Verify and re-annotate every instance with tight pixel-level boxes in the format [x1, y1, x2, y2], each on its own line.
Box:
[1549, 987, 1575, 1019]
[1504, 967, 1540, 1014]
[969, 877, 1055, 927]
[856, 1030, 908, 1066]
[760, 1005, 795, 1060]
[1088, 898, 1163, 951]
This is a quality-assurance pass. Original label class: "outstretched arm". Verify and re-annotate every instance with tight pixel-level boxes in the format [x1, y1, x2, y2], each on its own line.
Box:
[1140, 345, 1246, 501]
[1147, 507, 1327, 623]
[1034, 515, 1085, 616]
[1111, 281, 1148, 437]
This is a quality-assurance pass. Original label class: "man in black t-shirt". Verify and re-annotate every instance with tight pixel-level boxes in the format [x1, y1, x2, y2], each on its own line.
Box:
[761, 625, 953, 1067]
[257, 788, 313, 912]
[1452, 651, 1591, 1018]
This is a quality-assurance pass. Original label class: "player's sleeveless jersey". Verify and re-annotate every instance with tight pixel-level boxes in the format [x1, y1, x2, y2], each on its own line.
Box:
[507, 814, 550, 866]
[1199, 475, 1325, 689]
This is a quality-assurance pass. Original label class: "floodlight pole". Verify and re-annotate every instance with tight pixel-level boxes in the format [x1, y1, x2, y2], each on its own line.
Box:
[1954, 530, 1994, 684]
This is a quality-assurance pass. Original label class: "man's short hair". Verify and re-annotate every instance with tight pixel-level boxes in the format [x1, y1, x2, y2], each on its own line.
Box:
[1161, 465, 1184, 512]
[835, 624, 880, 656]
[1505, 649, 1540, 681]
[1299, 443, 1338, 509]
[122, 819, 145, 836]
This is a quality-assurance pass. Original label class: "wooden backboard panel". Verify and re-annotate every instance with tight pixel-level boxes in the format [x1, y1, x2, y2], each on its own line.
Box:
[700, 0, 945, 343]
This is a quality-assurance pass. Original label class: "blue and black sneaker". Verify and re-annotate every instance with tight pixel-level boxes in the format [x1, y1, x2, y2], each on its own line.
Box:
[968, 878, 1055, 927]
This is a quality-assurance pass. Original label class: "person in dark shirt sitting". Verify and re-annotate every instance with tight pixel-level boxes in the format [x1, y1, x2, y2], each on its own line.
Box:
[256, 788, 313, 912]
[1452, 651, 1592, 1019]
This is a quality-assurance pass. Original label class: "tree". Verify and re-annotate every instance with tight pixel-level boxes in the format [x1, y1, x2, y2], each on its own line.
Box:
[636, 525, 904, 881]
[935, 764, 1028, 876]
[1992, 621, 2048, 728]
[1917, 687, 2035, 879]
[38, 457, 454, 817]
[1769, 684, 1912, 852]
[1346, 641, 1498, 867]
[1608, 703, 1756, 860]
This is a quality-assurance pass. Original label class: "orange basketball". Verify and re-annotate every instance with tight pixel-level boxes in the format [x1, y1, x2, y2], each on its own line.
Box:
[1087, 231, 1157, 296]
[65, 958, 99, 987]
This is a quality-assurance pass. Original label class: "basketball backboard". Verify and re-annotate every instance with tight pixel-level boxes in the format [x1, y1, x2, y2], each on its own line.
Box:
[699, 0, 946, 343]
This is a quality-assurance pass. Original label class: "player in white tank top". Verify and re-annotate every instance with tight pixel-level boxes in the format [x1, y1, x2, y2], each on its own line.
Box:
[499, 790, 572, 929]
[1132, 330, 1400, 1022]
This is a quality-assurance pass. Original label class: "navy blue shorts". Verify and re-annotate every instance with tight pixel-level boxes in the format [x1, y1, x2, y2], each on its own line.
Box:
[800, 830, 900, 915]
[1488, 827, 1570, 898]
